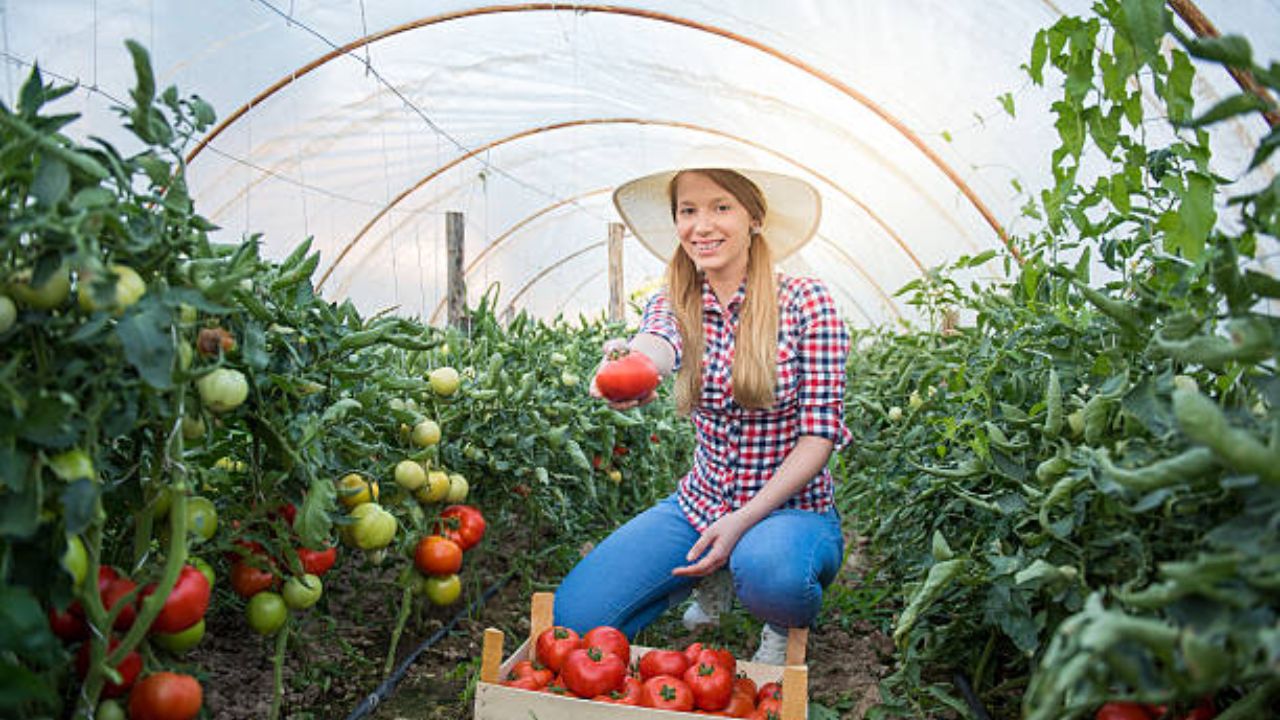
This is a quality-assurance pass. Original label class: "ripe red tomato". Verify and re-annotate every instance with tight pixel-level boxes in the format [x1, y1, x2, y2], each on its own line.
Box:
[535, 626, 582, 673]
[756, 681, 782, 705]
[682, 641, 704, 665]
[562, 646, 627, 699]
[1095, 702, 1155, 720]
[142, 565, 211, 634]
[722, 683, 757, 718]
[693, 645, 737, 676]
[502, 676, 544, 691]
[599, 676, 643, 706]
[733, 676, 758, 702]
[752, 696, 783, 719]
[684, 661, 734, 711]
[507, 660, 553, 688]
[296, 545, 337, 576]
[413, 535, 463, 575]
[1182, 697, 1217, 720]
[127, 671, 203, 720]
[229, 559, 276, 598]
[436, 505, 486, 551]
[583, 625, 631, 665]
[76, 638, 142, 698]
[640, 675, 694, 712]
[595, 349, 660, 402]
[98, 567, 137, 630]
[48, 604, 88, 642]
[639, 649, 689, 682]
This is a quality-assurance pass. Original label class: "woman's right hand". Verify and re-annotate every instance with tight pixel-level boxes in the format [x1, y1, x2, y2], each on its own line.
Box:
[590, 339, 658, 410]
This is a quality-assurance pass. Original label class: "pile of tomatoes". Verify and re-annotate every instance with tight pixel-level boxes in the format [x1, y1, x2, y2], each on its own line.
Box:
[501, 624, 785, 718]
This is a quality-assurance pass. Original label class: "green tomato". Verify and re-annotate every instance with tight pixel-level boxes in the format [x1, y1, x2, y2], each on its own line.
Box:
[8, 265, 70, 310]
[48, 448, 96, 482]
[410, 419, 442, 447]
[96, 699, 126, 720]
[429, 366, 460, 396]
[424, 573, 462, 606]
[245, 591, 288, 635]
[77, 264, 146, 314]
[197, 368, 250, 413]
[445, 473, 469, 503]
[185, 496, 219, 542]
[0, 294, 15, 333]
[61, 535, 88, 587]
[181, 413, 205, 441]
[152, 617, 205, 653]
[189, 555, 215, 590]
[282, 574, 323, 610]
[348, 503, 397, 550]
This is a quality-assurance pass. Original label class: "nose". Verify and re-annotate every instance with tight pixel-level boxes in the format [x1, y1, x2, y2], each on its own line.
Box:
[693, 213, 714, 235]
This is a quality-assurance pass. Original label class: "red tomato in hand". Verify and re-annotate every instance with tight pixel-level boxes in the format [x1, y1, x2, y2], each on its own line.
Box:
[1095, 702, 1155, 720]
[535, 626, 582, 673]
[684, 661, 734, 711]
[142, 565, 211, 634]
[562, 646, 627, 698]
[583, 625, 631, 665]
[437, 505, 486, 550]
[128, 671, 203, 720]
[76, 638, 142, 698]
[296, 545, 337, 576]
[639, 648, 690, 681]
[414, 535, 463, 575]
[640, 675, 694, 712]
[595, 349, 660, 402]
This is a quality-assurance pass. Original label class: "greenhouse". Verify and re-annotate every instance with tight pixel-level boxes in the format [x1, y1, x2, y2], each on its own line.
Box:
[2, 0, 1279, 719]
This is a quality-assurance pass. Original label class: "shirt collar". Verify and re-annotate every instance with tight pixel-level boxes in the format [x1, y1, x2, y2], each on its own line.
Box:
[700, 275, 748, 316]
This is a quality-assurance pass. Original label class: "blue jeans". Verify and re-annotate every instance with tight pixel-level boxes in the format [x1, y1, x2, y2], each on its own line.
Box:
[554, 495, 844, 639]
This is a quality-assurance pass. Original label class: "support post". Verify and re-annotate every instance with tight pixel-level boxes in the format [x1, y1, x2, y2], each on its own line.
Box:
[446, 211, 466, 327]
[608, 222, 625, 322]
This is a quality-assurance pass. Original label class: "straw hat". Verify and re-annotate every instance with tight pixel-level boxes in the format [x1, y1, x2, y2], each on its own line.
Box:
[612, 145, 822, 262]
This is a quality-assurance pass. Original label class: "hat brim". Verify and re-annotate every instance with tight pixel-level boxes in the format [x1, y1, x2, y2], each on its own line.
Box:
[612, 168, 821, 263]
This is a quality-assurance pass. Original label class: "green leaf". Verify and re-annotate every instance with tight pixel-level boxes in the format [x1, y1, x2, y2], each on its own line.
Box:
[1182, 33, 1253, 68]
[31, 155, 70, 207]
[17, 64, 46, 116]
[1028, 29, 1049, 84]
[296, 476, 336, 549]
[125, 39, 156, 109]
[998, 92, 1016, 118]
[69, 186, 115, 211]
[60, 478, 99, 535]
[0, 657, 59, 711]
[1248, 125, 1280, 170]
[1179, 92, 1272, 128]
[894, 559, 967, 647]
[115, 302, 175, 390]
[1120, 0, 1166, 62]
[0, 585, 62, 664]
[5, 391, 77, 448]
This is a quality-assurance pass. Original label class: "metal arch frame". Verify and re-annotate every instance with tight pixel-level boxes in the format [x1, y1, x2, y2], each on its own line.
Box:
[419, 186, 906, 324]
[185, 3, 1016, 259]
[500, 241, 607, 318]
[317, 117, 940, 292]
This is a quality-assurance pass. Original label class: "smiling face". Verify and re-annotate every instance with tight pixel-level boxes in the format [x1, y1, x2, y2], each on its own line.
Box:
[671, 170, 763, 282]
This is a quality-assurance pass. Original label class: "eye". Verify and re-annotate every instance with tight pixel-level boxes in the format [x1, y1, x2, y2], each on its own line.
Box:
[716, 203, 732, 212]
[677, 207, 695, 216]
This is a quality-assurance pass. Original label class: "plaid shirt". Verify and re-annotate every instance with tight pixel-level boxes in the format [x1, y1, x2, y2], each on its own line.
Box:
[638, 274, 851, 532]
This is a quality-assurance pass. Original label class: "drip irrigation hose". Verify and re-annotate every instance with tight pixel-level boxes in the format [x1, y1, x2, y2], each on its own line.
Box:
[344, 571, 515, 720]
[953, 672, 993, 720]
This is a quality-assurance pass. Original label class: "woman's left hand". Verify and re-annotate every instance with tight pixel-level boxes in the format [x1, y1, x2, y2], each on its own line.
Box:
[672, 512, 751, 577]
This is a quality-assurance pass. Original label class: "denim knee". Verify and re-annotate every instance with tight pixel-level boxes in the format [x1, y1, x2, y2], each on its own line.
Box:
[729, 508, 843, 628]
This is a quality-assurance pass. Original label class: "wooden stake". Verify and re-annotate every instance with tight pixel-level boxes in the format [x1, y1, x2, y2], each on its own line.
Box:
[608, 222, 625, 322]
[446, 211, 466, 327]
[480, 628, 504, 684]
[529, 591, 554, 657]
[780, 665, 808, 720]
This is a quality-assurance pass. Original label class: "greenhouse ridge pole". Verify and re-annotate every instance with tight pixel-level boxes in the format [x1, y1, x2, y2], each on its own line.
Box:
[608, 222, 625, 322]
[1167, 0, 1280, 128]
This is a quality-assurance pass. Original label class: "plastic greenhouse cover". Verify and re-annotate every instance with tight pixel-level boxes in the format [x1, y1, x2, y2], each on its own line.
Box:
[4, 0, 1279, 327]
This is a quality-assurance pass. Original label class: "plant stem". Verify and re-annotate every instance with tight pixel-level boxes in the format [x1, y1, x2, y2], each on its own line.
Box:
[384, 584, 415, 678]
[270, 620, 291, 720]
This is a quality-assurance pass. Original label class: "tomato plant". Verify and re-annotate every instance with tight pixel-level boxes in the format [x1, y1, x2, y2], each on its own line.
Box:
[245, 591, 288, 635]
[75, 639, 142, 699]
[413, 535, 462, 576]
[142, 564, 211, 634]
[151, 618, 206, 653]
[422, 573, 462, 606]
[296, 546, 337, 576]
[229, 559, 277, 598]
[282, 574, 323, 610]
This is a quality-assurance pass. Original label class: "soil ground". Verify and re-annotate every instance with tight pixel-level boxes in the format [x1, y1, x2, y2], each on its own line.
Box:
[190, 533, 895, 720]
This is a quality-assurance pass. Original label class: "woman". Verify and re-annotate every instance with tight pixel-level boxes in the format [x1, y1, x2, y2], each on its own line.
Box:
[554, 148, 851, 664]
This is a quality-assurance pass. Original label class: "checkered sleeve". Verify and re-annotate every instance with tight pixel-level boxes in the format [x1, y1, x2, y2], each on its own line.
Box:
[636, 290, 683, 371]
[793, 279, 852, 450]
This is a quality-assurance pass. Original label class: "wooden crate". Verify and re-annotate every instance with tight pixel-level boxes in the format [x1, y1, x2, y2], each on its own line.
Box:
[475, 592, 809, 720]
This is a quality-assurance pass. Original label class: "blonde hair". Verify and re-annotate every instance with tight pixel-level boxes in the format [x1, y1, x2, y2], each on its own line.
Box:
[666, 169, 779, 415]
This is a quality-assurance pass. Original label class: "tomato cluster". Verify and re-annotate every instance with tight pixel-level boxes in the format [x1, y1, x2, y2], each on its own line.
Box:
[411, 504, 486, 606]
[505, 625, 783, 717]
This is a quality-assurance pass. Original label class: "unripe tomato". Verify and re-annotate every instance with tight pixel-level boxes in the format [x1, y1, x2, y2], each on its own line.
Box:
[245, 591, 288, 635]
[96, 700, 126, 720]
[128, 671, 202, 720]
[77, 264, 146, 313]
[445, 473, 469, 502]
[414, 535, 463, 575]
[8, 264, 70, 310]
[423, 573, 462, 606]
[0, 294, 14, 333]
[411, 419, 442, 447]
[394, 460, 427, 491]
[415, 470, 450, 503]
[152, 617, 205, 653]
[180, 414, 205, 441]
[189, 556, 215, 590]
[337, 472, 378, 508]
[184, 496, 219, 541]
[61, 535, 88, 587]
[348, 503, 397, 550]
[196, 368, 249, 413]
[48, 447, 96, 482]
[429, 366, 460, 396]
[282, 574, 323, 610]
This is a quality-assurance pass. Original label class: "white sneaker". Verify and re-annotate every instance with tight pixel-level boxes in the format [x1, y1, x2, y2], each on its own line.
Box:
[751, 623, 789, 665]
[681, 568, 734, 632]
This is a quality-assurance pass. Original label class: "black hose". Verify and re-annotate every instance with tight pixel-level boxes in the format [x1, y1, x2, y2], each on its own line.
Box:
[344, 571, 515, 720]
[953, 672, 993, 720]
